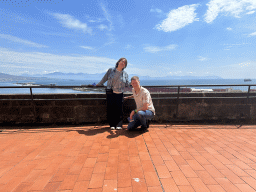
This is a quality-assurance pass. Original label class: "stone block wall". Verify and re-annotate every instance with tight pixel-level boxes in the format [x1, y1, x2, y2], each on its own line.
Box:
[0, 92, 255, 124]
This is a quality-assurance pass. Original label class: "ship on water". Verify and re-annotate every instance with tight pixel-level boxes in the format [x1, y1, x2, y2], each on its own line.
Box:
[244, 78, 252, 82]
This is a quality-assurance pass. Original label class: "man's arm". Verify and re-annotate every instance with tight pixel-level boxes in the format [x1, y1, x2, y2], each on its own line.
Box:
[136, 103, 149, 112]
[129, 88, 151, 119]
[129, 102, 149, 119]
[124, 95, 134, 100]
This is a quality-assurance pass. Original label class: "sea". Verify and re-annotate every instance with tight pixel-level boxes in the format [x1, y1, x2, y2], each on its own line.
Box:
[0, 79, 255, 94]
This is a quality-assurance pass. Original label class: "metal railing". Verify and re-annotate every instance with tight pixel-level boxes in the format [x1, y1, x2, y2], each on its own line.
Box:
[0, 84, 256, 100]
[0, 85, 106, 100]
[0, 84, 256, 119]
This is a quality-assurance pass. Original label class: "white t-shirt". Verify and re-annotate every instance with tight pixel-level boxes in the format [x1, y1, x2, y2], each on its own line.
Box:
[132, 86, 155, 114]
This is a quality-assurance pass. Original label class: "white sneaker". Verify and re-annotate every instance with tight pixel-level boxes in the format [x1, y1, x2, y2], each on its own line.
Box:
[111, 127, 115, 130]
[116, 127, 122, 130]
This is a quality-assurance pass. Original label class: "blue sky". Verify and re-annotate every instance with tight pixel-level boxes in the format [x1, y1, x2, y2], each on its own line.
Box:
[0, 0, 256, 79]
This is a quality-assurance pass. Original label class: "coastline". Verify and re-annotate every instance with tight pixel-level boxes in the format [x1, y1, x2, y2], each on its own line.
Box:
[0, 79, 255, 94]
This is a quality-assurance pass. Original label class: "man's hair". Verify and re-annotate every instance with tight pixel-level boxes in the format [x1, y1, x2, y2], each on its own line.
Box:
[131, 76, 139, 81]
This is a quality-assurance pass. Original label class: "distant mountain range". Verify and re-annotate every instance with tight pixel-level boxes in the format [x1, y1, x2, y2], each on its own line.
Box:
[20, 72, 223, 80]
[0, 73, 47, 82]
[0, 72, 223, 82]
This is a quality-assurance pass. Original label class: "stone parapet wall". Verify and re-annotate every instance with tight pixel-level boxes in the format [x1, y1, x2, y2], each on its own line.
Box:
[0, 92, 255, 124]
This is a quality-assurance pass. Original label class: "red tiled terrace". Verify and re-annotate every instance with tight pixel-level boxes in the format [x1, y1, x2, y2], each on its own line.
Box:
[1, 124, 256, 192]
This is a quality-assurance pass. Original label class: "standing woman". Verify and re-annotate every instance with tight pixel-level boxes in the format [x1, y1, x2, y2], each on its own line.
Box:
[97, 58, 129, 130]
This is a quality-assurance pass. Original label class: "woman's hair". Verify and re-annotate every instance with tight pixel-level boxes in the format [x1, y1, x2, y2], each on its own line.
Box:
[115, 58, 127, 69]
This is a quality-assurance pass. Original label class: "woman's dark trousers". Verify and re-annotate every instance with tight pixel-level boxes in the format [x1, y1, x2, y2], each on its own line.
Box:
[106, 93, 123, 127]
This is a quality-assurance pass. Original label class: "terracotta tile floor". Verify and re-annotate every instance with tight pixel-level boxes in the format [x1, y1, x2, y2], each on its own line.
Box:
[1, 124, 256, 192]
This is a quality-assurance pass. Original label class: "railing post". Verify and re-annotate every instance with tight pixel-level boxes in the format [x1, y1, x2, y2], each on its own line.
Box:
[247, 85, 251, 105]
[30, 87, 37, 121]
[176, 86, 180, 118]
[30, 87, 33, 101]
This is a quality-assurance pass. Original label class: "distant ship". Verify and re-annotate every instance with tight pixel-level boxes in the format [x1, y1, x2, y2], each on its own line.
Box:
[244, 78, 252, 82]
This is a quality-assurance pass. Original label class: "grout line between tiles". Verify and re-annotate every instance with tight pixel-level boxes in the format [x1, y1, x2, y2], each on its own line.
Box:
[142, 131, 165, 192]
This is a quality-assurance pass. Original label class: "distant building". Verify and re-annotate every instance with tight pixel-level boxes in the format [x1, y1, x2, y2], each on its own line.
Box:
[212, 88, 242, 93]
[191, 88, 213, 93]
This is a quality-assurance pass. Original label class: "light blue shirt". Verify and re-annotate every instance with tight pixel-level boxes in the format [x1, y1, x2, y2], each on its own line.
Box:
[98, 67, 130, 93]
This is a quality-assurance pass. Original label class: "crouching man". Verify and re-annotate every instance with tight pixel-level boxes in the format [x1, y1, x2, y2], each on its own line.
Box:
[124, 76, 155, 131]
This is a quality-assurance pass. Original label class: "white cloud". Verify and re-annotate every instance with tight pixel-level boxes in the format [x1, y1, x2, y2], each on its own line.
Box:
[126, 67, 160, 77]
[204, 61, 256, 79]
[0, 34, 48, 48]
[227, 27, 232, 30]
[0, 8, 31, 24]
[51, 13, 92, 34]
[155, 4, 199, 33]
[98, 3, 117, 46]
[204, 0, 256, 23]
[100, 3, 113, 31]
[144, 44, 177, 53]
[168, 71, 183, 75]
[150, 8, 166, 18]
[223, 43, 251, 49]
[238, 62, 251, 68]
[174, 71, 182, 74]
[80, 46, 95, 50]
[246, 10, 255, 14]
[198, 56, 208, 61]
[248, 32, 256, 36]
[85, 16, 105, 23]
[0, 47, 117, 75]
[117, 15, 125, 29]
[151, 8, 163, 14]
[98, 24, 108, 31]
[103, 33, 116, 46]
[125, 44, 133, 49]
